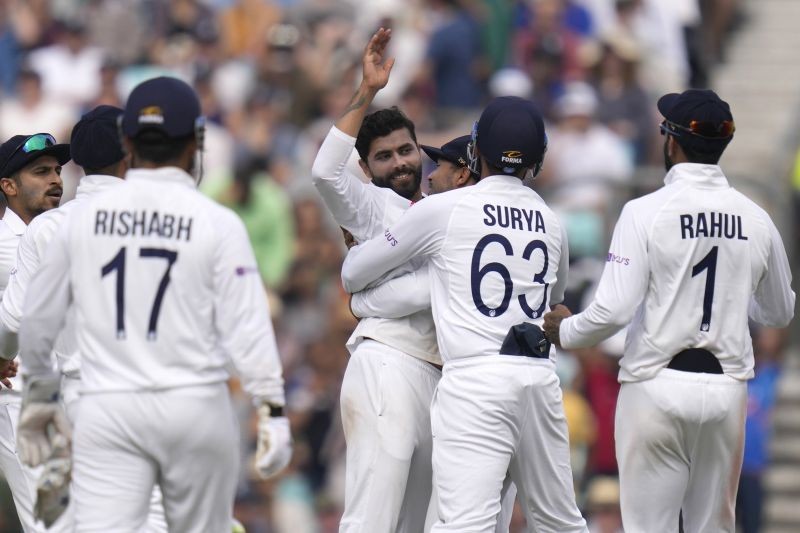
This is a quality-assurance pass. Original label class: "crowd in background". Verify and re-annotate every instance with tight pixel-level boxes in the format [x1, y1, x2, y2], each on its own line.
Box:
[0, 1, 789, 532]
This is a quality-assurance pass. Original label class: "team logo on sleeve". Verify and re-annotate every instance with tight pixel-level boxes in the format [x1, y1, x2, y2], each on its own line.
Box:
[235, 266, 259, 276]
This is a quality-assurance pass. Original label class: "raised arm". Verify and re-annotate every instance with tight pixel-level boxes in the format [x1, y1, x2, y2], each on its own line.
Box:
[310, 28, 405, 242]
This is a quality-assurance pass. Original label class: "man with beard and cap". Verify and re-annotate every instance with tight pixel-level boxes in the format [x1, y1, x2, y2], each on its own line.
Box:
[0, 131, 67, 531]
[544, 90, 795, 532]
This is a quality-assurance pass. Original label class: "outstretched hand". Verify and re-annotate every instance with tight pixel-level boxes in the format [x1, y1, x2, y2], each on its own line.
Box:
[543, 304, 573, 347]
[361, 27, 395, 92]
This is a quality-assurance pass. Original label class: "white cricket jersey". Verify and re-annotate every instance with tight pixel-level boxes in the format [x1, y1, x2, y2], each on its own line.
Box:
[1, 175, 122, 379]
[19, 167, 286, 405]
[0, 208, 26, 399]
[312, 126, 440, 364]
[342, 174, 569, 363]
[559, 163, 795, 382]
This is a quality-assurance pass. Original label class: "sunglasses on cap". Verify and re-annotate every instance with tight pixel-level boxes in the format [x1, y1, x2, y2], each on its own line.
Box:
[7, 133, 58, 159]
[660, 119, 735, 139]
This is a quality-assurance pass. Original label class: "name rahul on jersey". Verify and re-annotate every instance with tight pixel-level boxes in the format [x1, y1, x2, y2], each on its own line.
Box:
[94, 209, 193, 241]
[680, 211, 747, 240]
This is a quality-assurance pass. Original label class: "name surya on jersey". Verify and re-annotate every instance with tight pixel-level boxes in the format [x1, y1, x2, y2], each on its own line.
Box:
[483, 204, 546, 232]
[94, 209, 193, 242]
[679, 211, 748, 240]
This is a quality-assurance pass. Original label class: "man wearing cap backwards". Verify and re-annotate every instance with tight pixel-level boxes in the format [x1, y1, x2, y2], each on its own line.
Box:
[341, 95, 587, 532]
[0, 106, 174, 531]
[15, 76, 291, 532]
[0, 130, 67, 532]
[544, 89, 795, 532]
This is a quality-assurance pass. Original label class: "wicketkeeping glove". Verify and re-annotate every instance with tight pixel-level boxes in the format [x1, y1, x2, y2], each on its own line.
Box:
[35, 455, 71, 527]
[255, 404, 292, 479]
[17, 374, 72, 467]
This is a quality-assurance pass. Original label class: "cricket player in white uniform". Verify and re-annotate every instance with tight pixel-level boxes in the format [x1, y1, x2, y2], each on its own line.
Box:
[0, 131, 67, 532]
[0, 106, 170, 530]
[15, 76, 291, 532]
[312, 29, 441, 533]
[342, 96, 587, 533]
[544, 89, 796, 533]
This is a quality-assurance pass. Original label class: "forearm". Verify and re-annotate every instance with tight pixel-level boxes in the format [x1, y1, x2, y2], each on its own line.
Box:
[336, 82, 378, 138]
[559, 302, 629, 350]
[351, 268, 431, 318]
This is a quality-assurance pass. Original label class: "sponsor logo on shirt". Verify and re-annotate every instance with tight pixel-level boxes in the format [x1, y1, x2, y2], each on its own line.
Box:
[235, 266, 259, 276]
[384, 229, 398, 247]
[607, 252, 630, 266]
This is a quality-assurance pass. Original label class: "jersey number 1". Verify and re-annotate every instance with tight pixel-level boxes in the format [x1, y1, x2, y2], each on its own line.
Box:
[101, 246, 178, 340]
[691, 245, 718, 332]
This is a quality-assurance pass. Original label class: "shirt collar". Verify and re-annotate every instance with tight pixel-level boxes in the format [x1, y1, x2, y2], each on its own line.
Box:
[663, 163, 729, 188]
[1, 207, 26, 235]
[125, 167, 197, 188]
[75, 174, 124, 200]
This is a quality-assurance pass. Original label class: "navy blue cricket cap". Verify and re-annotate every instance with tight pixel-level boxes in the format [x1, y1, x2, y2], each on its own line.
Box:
[475, 96, 547, 174]
[0, 133, 70, 179]
[658, 89, 734, 151]
[421, 135, 474, 172]
[70, 105, 125, 170]
[121, 76, 201, 139]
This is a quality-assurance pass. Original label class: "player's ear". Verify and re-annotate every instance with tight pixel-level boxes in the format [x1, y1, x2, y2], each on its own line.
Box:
[455, 167, 473, 188]
[0, 177, 18, 198]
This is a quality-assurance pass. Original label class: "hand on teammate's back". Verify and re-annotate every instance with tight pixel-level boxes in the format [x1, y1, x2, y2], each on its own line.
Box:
[543, 304, 573, 347]
[255, 405, 293, 479]
[0, 358, 18, 388]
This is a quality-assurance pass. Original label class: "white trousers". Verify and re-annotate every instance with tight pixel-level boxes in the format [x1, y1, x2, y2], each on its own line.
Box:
[339, 340, 441, 533]
[64, 375, 168, 533]
[615, 368, 747, 533]
[72, 383, 239, 533]
[430, 355, 587, 533]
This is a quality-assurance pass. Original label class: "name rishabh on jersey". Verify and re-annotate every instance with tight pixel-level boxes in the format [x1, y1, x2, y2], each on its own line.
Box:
[23, 166, 285, 403]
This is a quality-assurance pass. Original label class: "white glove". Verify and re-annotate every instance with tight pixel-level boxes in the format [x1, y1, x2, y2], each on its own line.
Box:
[35, 455, 71, 527]
[17, 374, 72, 467]
[255, 405, 292, 479]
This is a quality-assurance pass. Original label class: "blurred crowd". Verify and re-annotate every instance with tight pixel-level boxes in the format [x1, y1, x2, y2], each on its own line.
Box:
[0, 1, 786, 532]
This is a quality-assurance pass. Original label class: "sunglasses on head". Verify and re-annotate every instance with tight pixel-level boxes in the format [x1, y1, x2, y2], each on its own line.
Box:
[660, 119, 735, 139]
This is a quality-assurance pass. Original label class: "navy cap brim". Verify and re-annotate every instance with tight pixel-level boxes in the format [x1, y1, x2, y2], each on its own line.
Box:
[421, 144, 454, 165]
[1, 144, 71, 178]
[657, 93, 680, 118]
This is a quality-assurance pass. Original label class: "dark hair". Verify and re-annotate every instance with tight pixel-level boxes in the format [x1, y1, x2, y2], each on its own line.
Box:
[131, 130, 194, 164]
[355, 107, 417, 161]
[675, 137, 729, 165]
